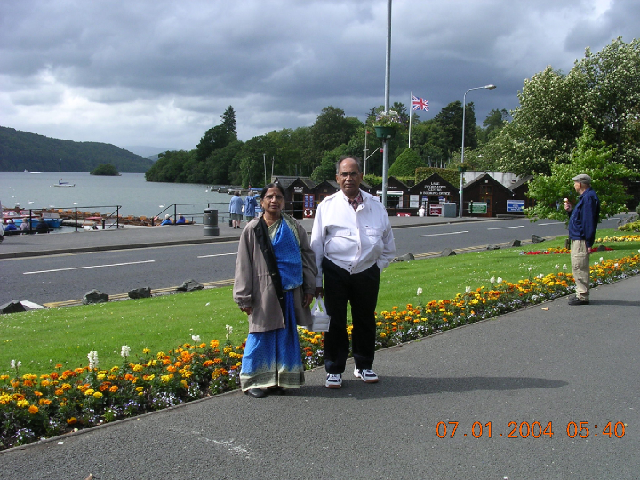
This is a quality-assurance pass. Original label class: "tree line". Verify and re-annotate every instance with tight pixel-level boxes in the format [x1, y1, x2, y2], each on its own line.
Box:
[146, 38, 639, 216]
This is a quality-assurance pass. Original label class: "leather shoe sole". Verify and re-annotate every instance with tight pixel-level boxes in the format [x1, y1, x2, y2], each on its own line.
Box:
[568, 296, 589, 306]
[244, 388, 268, 398]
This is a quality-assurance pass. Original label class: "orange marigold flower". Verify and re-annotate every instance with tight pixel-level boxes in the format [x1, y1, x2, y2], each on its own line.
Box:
[109, 385, 119, 393]
[67, 417, 77, 425]
[28, 405, 39, 414]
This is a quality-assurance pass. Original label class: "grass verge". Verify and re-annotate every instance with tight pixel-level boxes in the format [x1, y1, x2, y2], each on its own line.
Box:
[1, 228, 638, 377]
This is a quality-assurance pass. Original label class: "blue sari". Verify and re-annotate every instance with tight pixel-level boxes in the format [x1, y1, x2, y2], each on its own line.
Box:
[240, 217, 305, 390]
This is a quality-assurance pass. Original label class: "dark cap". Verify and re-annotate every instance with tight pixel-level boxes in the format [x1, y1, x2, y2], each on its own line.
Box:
[572, 173, 591, 185]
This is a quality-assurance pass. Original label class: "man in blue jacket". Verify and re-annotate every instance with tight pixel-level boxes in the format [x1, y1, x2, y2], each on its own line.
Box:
[564, 173, 600, 306]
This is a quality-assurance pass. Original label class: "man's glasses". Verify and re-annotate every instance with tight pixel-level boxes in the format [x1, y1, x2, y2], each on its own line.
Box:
[339, 171, 360, 178]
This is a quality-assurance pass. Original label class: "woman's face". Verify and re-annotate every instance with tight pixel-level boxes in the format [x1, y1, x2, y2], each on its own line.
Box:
[261, 187, 284, 216]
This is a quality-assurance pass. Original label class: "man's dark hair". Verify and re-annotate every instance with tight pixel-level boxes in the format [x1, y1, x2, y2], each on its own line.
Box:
[335, 156, 363, 174]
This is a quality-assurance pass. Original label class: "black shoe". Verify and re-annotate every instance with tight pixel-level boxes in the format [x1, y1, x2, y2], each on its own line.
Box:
[268, 386, 286, 395]
[568, 296, 589, 306]
[244, 388, 268, 398]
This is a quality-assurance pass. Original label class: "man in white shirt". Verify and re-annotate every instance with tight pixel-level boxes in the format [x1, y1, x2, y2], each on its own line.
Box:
[310, 157, 396, 389]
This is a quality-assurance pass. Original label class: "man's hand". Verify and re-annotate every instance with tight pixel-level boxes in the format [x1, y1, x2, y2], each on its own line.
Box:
[302, 294, 313, 309]
[564, 198, 573, 212]
[315, 287, 324, 298]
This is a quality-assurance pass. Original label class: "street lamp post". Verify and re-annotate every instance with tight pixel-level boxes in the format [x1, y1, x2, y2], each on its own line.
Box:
[459, 84, 496, 218]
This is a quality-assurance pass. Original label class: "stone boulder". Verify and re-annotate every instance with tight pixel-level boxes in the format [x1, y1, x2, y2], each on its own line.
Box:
[392, 252, 415, 262]
[440, 248, 456, 257]
[83, 289, 109, 305]
[0, 300, 27, 314]
[128, 287, 152, 299]
[177, 279, 204, 292]
[509, 239, 522, 247]
[486, 245, 500, 250]
[532, 235, 545, 244]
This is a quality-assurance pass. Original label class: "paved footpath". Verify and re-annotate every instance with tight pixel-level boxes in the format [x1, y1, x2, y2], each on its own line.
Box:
[1, 274, 638, 479]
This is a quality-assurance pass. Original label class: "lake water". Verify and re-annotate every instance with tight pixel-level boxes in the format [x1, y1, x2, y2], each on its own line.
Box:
[0, 172, 234, 219]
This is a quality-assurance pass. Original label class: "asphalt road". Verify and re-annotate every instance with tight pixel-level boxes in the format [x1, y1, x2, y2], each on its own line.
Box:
[0, 216, 622, 306]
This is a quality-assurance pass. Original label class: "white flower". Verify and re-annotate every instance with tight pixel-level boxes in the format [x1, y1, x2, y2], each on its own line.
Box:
[87, 351, 99, 370]
[121, 345, 131, 358]
[205, 302, 210, 306]
[614, 263, 619, 268]
[497, 277, 503, 284]
[191, 334, 201, 343]
[563, 264, 567, 271]
[528, 267, 532, 272]
[11, 359, 21, 369]
[600, 257, 604, 263]
[490, 276, 495, 284]
[465, 286, 471, 293]
[538, 274, 544, 279]
[225, 324, 233, 340]
[554, 264, 559, 270]
[416, 287, 423, 296]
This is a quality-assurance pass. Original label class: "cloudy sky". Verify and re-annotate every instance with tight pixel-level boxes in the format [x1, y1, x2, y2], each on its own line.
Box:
[1, 0, 637, 154]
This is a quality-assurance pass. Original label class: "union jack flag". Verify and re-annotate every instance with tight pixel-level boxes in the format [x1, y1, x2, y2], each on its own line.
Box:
[411, 95, 429, 111]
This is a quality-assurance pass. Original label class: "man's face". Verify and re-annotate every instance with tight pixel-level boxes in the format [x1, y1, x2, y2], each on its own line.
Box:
[336, 158, 363, 199]
[573, 181, 582, 194]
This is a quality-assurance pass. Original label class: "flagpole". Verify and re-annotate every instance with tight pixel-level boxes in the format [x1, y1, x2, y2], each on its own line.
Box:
[409, 92, 412, 148]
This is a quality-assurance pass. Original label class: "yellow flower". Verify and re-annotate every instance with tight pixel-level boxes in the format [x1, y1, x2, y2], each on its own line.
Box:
[93, 391, 103, 399]
[142, 348, 150, 354]
[84, 389, 95, 396]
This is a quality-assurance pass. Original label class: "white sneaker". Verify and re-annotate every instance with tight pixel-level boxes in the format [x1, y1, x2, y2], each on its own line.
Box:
[354, 367, 379, 383]
[325, 373, 342, 389]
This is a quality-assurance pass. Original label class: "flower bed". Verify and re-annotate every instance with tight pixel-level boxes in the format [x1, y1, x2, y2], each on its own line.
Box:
[2, 252, 640, 451]
[523, 246, 613, 255]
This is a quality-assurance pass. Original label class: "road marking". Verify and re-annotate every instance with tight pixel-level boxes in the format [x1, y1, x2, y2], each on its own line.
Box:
[420, 230, 468, 237]
[24, 260, 155, 274]
[24, 267, 77, 275]
[81, 260, 156, 269]
[538, 222, 564, 226]
[197, 252, 237, 258]
[507, 225, 525, 229]
[487, 227, 502, 230]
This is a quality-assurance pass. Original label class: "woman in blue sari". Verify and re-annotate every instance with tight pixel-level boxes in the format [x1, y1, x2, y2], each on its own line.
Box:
[233, 184, 317, 398]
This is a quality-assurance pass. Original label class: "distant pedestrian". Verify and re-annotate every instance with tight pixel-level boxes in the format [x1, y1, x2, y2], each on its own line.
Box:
[176, 215, 186, 225]
[4, 219, 17, 232]
[564, 173, 600, 306]
[244, 192, 258, 221]
[160, 214, 173, 226]
[229, 192, 244, 229]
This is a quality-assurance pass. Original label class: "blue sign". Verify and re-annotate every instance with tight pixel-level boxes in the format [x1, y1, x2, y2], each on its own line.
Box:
[507, 200, 525, 212]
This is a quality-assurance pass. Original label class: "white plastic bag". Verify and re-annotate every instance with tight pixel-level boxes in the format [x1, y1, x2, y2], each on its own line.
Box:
[310, 297, 331, 332]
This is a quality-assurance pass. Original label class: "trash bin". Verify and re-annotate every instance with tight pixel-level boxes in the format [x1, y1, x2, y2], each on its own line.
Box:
[203, 208, 220, 236]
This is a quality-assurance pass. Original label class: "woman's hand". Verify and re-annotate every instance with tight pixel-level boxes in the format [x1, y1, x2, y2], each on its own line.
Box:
[240, 306, 252, 315]
[302, 293, 313, 309]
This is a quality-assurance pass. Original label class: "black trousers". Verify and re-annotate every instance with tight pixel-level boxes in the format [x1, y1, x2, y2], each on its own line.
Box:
[322, 258, 380, 374]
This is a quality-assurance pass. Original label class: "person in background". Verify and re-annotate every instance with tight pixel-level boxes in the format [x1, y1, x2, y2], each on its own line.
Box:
[176, 215, 186, 225]
[310, 156, 396, 389]
[4, 219, 18, 232]
[564, 173, 600, 306]
[0, 200, 3, 243]
[233, 183, 316, 398]
[229, 191, 244, 229]
[244, 191, 258, 222]
[20, 219, 30, 233]
[160, 214, 173, 226]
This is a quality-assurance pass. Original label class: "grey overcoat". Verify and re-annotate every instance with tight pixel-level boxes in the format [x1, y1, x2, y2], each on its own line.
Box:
[233, 214, 317, 333]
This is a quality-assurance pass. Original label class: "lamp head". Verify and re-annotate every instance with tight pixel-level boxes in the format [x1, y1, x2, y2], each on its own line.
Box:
[484, 84, 497, 90]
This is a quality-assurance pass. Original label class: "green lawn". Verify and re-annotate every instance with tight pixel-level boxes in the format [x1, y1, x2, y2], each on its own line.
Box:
[2, 228, 638, 376]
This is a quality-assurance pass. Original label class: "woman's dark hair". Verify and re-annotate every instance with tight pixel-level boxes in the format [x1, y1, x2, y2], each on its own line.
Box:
[259, 183, 285, 200]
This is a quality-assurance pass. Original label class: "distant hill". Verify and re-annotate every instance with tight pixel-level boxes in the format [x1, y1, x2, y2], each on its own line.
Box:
[0, 126, 155, 173]
[123, 145, 173, 158]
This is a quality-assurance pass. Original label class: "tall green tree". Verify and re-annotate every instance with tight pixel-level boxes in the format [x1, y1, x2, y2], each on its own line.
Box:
[526, 126, 634, 221]
[433, 100, 477, 157]
[311, 106, 359, 154]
